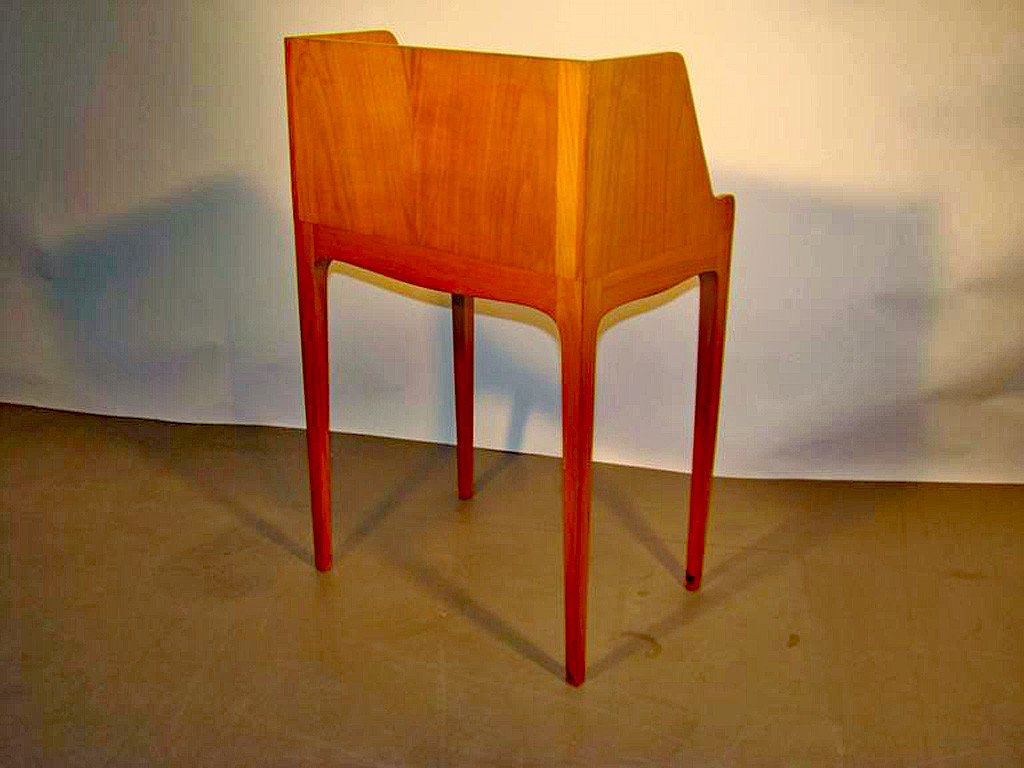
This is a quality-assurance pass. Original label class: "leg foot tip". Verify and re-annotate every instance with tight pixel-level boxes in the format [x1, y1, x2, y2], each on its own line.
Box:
[684, 571, 701, 591]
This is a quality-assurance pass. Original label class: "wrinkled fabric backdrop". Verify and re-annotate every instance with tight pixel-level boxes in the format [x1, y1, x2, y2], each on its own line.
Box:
[2, 1, 1021, 482]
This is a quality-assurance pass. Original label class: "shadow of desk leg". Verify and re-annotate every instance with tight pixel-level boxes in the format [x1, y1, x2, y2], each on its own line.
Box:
[685, 266, 730, 590]
[452, 294, 475, 500]
[296, 220, 333, 571]
[558, 310, 599, 686]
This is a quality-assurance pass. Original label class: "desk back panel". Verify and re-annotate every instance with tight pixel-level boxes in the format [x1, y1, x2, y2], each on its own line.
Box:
[286, 35, 562, 275]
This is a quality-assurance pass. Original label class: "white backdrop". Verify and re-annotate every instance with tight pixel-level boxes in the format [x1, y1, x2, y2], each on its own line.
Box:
[2, 1, 1022, 482]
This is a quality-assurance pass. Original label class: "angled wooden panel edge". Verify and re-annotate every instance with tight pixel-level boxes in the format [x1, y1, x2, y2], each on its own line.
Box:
[312, 224, 559, 316]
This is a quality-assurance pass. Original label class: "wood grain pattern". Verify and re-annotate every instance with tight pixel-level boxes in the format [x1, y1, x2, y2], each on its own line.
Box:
[583, 53, 716, 280]
[285, 31, 734, 685]
[555, 61, 589, 280]
[287, 39, 416, 239]
[406, 48, 559, 272]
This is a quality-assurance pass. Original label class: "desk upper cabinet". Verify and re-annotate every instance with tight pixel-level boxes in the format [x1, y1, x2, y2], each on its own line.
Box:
[285, 30, 734, 686]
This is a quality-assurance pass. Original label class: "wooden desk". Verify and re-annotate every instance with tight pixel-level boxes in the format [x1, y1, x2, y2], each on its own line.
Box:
[285, 30, 734, 685]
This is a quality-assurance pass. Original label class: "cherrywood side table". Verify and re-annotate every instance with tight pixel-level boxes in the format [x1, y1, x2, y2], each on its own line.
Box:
[285, 30, 734, 686]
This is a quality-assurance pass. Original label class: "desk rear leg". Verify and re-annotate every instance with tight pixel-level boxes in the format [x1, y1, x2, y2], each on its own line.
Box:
[685, 267, 729, 591]
[559, 314, 598, 686]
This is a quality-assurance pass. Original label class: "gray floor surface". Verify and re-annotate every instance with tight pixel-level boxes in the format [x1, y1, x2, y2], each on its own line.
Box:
[1, 404, 1022, 766]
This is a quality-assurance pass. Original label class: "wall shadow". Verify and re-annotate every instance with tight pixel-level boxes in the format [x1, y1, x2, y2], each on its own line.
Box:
[927, 254, 1024, 401]
[3, 172, 944, 479]
[1, 178, 301, 425]
[707, 173, 939, 478]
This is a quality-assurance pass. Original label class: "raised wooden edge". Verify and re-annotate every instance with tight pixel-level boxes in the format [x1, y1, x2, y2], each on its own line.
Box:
[290, 30, 398, 44]
[284, 33, 689, 68]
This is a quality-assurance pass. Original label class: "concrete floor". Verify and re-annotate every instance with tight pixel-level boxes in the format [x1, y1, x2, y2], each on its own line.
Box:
[1, 404, 1022, 766]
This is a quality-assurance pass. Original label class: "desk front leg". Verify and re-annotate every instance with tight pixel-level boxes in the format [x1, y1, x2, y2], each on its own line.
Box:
[685, 266, 730, 591]
[296, 221, 333, 572]
[559, 311, 598, 686]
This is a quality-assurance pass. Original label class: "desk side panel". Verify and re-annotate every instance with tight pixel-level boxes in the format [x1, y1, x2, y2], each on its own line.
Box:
[286, 38, 417, 242]
[582, 54, 717, 284]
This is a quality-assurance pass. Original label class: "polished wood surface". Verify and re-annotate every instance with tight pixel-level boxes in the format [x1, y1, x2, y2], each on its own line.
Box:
[293, 221, 332, 572]
[285, 30, 734, 685]
[452, 294, 475, 501]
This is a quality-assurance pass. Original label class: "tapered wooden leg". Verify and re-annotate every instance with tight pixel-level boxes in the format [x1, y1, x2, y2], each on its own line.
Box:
[685, 268, 730, 591]
[452, 294, 475, 500]
[559, 314, 598, 686]
[295, 221, 332, 572]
